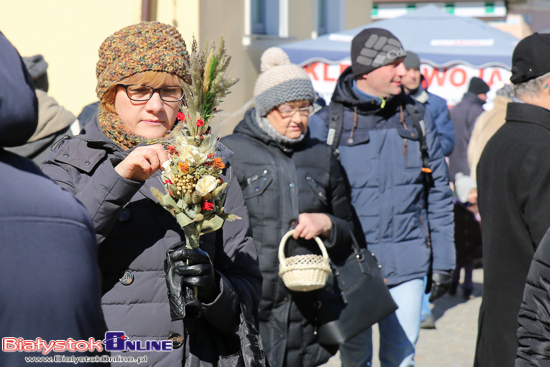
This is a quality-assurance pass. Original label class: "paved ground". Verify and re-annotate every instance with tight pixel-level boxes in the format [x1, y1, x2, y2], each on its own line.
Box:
[322, 268, 483, 367]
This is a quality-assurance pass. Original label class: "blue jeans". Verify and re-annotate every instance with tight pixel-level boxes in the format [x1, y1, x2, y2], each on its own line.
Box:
[340, 278, 424, 367]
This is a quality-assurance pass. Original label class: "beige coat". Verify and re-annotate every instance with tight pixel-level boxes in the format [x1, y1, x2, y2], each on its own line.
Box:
[468, 95, 511, 182]
[29, 89, 76, 142]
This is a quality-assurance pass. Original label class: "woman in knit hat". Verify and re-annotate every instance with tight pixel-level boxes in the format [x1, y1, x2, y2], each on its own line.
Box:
[221, 47, 355, 367]
[42, 22, 263, 366]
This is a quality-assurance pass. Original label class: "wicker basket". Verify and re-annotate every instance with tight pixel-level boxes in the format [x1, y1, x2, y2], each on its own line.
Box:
[278, 229, 332, 292]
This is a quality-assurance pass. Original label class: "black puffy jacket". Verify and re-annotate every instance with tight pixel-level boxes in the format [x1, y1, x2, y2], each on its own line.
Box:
[222, 108, 354, 367]
[516, 228, 550, 366]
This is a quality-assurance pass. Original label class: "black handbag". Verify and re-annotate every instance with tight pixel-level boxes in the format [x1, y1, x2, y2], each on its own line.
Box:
[316, 232, 398, 345]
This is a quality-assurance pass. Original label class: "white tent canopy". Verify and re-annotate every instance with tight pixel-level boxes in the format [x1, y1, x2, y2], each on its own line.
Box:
[280, 4, 519, 69]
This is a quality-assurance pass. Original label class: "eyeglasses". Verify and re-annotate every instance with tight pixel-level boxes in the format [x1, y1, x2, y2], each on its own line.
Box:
[277, 105, 314, 118]
[120, 84, 184, 102]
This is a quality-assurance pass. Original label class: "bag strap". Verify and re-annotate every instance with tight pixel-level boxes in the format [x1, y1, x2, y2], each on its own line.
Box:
[404, 103, 434, 188]
[327, 100, 432, 184]
[347, 230, 373, 276]
[326, 101, 344, 150]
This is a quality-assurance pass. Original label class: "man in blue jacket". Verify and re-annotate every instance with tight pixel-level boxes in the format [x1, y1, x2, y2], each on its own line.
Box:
[309, 28, 455, 367]
[0, 32, 106, 366]
[401, 51, 455, 157]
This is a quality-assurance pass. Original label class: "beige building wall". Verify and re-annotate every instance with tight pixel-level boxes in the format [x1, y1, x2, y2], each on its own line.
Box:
[198, 0, 252, 136]
[346, 0, 374, 29]
[1, 0, 371, 136]
[1, 0, 142, 118]
[289, 0, 315, 40]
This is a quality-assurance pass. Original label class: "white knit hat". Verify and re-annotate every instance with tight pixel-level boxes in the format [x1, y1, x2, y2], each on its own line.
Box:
[254, 47, 315, 117]
[455, 173, 477, 204]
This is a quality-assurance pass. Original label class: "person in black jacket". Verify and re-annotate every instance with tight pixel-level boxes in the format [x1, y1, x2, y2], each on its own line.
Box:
[476, 32, 550, 367]
[222, 47, 355, 367]
[0, 31, 106, 366]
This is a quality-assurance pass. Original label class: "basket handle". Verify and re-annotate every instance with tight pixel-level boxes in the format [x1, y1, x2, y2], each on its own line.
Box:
[278, 229, 330, 269]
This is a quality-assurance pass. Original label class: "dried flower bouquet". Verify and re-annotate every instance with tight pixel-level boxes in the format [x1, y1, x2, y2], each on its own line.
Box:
[152, 37, 240, 250]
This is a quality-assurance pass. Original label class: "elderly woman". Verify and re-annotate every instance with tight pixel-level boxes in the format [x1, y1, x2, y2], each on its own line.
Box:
[221, 48, 354, 367]
[41, 22, 263, 366]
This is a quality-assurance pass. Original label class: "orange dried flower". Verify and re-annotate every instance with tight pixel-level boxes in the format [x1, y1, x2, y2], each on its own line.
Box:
[212, 158, 225, 170]
[178, 161, 189, 173]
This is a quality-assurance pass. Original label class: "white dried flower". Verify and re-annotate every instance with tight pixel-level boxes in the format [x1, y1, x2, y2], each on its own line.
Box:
[179, 145, 208, 166]
[161, 159, 175, 182]
[195, 175, 217, 196]
[162, 159, 172, 172]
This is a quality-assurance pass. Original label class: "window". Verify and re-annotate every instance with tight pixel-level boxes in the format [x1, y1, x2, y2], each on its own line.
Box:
[317, 0, 328, 36]
[251, 0, 266, 34]
[248, 0, 281, 36]
[315, 0, 343, 37]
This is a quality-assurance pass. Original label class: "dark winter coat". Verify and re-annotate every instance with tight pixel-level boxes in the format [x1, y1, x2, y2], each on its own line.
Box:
[5, 89, 77, 166]
[475, 102, 550, 367]
[309, 67, 455, 286]
[0, 31, 106, 367]
[516, 227, 550, 366]
[453, 203, 482, 264]
[221, 108, 354, 367]
[77, 101, 99, 129]
[41, 117, 263, 367]
[409, 84, 455, 157]
[448, 92, 485, 181]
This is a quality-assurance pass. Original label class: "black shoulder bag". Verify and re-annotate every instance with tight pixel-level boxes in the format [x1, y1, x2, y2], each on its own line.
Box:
[316, 231, 398, 345]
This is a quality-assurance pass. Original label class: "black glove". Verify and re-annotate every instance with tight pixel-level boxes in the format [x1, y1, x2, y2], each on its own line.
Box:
[165, 245, 199, 320]
[169, 247, 219, 304]
[428, 272, 452, 302]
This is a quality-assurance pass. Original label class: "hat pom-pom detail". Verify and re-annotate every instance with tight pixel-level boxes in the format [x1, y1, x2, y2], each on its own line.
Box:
[260, 47, 291, 72]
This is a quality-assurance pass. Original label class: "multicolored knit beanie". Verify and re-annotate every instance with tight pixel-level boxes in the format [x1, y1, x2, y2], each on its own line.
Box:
[96, 22, 189, 150]
[253, 47, 315, 117]
[96, 21, 190, 100]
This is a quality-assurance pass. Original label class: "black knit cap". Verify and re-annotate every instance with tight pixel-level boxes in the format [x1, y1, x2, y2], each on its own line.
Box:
[468, 77, 490, 95]
[351, 28, 406, 77]
[510, 32, 550, 84]
[403, 51, 420, 70]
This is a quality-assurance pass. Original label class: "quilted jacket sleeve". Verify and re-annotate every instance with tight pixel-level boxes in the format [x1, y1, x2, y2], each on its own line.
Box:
[324, 148, 355, 253]
[427, 94, 455, 157]
[423, 107, 456, 274]
[516, 229, 550, 366]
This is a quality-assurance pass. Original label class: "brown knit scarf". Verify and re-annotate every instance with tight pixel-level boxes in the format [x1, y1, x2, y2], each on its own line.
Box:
[98, 104, 184, 150]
